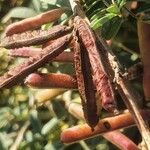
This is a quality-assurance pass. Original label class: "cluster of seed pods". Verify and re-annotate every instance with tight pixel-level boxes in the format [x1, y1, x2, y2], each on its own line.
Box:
[0, 9, 117, 129]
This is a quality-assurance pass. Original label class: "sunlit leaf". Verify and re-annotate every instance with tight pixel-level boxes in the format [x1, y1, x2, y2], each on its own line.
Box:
[2, 7, 37, 23]
[31, 0, 41, 12]
[91, 13, 117, 29]
[106, 4, 120, 14]
[41, 118, 59, 135]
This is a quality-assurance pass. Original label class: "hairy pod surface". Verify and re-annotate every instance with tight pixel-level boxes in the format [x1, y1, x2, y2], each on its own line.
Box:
[9, 48, 74, 63]
[1, 25, 71, 48]
[0, 34, 71, 88]
[74, 16, 116, 112]
[25, 73, 77, 89]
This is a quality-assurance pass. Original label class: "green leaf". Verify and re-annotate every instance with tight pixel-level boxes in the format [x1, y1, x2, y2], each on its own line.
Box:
[40, 0, 57, 5]
[91, 13, 117, 30]
[52, 101, 67, 119]
[117, 0, 126, 8]
[31, 0, 41, 12]
[2, 7, 37, 23]
[25, 131, 33, 142]
[101, 16, 123, 40]
[0, 133, 13, 149]
[86, 0, 106, 17]
[41, 118, 59, 135]
[106, 4, 120, 14]
[45, 143, 56, 150]
[29, 110, 42, 134]
[90, 9, 106, 21]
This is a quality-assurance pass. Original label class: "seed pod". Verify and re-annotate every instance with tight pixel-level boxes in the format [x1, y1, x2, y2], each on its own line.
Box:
[73, 40, 99, 128]
[9, 47, 41, 57]
[74, 16, 116, 112]
[4, 8, 64, 36]
[0, 34, 71, 88]
[1, 25, 71, 48]
[25, 73, 77, 89]
[9, 48, 74, 63]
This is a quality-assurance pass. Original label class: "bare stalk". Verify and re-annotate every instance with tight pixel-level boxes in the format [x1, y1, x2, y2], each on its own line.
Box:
[10, 121, 29, 150]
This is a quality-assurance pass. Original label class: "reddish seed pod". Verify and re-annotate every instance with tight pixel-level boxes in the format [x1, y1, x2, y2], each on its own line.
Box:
[9, 47, 41, 58]
[25, 73, 77, 89]
[74, 16, 116, 112]
[0, 34, 71, 88]
[3, 8, 64, 36]
[1, 25, 71, 48]
[9, 48, 74, 63]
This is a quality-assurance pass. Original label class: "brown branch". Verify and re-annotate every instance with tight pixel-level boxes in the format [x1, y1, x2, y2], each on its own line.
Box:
[25, 73, 77, 89]
[116, 79, 150, 147]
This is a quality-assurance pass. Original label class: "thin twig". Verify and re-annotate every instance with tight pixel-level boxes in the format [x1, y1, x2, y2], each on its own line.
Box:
[10, 121, 30, 150]
[113, 41, 140, 58]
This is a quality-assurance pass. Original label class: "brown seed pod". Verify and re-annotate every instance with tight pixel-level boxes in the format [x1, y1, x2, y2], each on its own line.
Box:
[73, 40, 99, 128]
[3, 8, 64, 36]
[9, 48, 74, 63]
[74, 16, 116, 112]
[25, 73, 77, 89]
[0, 34, 72, 88]
[9, 47, 41, 58]
[1, 25, 71, 48]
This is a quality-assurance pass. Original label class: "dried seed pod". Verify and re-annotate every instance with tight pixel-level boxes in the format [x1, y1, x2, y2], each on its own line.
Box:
[0, 34, 72, 88]
[74, 16, 116, 112]
[4, 8, 64, 36]
[9, 48, 74, 63]
[9, 47, 41, 58]
[1, 25, 71, 48]
[73, 40, 99, 128]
